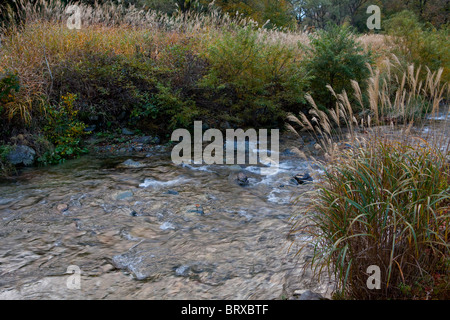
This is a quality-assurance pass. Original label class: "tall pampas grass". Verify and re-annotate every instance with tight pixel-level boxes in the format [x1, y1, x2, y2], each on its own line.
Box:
[288, 58, 450, 299]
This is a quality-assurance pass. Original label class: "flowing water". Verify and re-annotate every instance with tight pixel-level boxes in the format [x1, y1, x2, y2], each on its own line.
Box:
[1, 114, 447, 300]
[0, 135, 333, 299]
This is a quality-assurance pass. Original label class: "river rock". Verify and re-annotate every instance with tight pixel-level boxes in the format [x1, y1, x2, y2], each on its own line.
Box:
[174, 262, 215, 278]
[293, 172, 313, 185]
[56, 203, 68, 213]
[119, 159, 143, 168]
[236, 172, 249, 186]
[228, 165, 243, 172]
[84, 125, 96, 133]
[6, 145, 36, 166]
[185, 204, 204, 215]
[298, 290, 326, 300]
[101, 264, 115, 273]
[175, 265, 191, 277]
[133, 144, 144, 152]
[116, 190, 134, 200]
[122, 128, 135, 135]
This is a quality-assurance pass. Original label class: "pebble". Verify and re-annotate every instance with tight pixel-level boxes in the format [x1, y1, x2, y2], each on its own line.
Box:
[101, 264, 115, 273]
[56, 204, 68, 213]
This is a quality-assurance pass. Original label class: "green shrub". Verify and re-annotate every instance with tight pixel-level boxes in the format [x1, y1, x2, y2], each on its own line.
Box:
[0, 70, 20, 124]
[295, 139, 449, 299]
[385, 10, 450, 83]
[0, 144, 14, 177]
[51, 52, 157, 125]
[201, 26, 310, 127]
[304, 24, 373, 110]
[0, 71, 20, 104]
[51, 46, 203, 136]
[0, 71, 24, 139]
[130, 83, 199, 135]
[40, 93, 88, 164]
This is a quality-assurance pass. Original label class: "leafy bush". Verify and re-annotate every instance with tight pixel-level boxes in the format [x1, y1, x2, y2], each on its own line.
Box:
[40, 93, 88, 164]
[201, 26, 309, 127]
[0, 71, 24, 139]
[295, 139, 449, 299]
[130, 83, 199, 135]
[0, 71, 21, 124]
[0, 71, 20, 105]
[51, 52, 157, 125]
[0, 144, 14, 177]
[385, 10, 450, 83]
[304, 24, 373, 110]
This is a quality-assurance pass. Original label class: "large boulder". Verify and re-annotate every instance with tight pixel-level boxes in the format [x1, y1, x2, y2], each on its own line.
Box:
[6, 145, 36, 166]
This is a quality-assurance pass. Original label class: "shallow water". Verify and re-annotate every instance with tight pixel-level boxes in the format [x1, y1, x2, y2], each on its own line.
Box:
[0, 137, 332, 299]
[3, 113, 446, 300]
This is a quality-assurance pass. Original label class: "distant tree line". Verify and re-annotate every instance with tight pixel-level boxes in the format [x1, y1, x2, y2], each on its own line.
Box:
[1, 0, 449, 31]
[139, 0, 450, 30]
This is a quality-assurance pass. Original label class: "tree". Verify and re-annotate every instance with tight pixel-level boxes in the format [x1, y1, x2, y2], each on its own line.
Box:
[381, 0, 449, 27]
[304, 25, 373, 109]
[423, 0, 449, 27]
[261, 0, 296, 28]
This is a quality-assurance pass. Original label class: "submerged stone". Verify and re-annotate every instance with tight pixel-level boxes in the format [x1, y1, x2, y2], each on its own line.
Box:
[119, 159, 143, 168]
[236, 172, 249, 186]
[116, 191, 134, 200]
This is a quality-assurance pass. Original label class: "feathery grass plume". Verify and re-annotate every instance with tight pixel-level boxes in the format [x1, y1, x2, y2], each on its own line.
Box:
[288, 56, 449, 299]
[301, 139, 449, 299]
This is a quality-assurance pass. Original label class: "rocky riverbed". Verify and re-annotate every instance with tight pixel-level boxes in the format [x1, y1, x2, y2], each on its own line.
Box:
[0, 133, 334, 300]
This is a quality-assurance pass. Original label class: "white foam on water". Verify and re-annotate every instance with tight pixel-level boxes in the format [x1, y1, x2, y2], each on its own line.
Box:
[267, 188, 292, 205]
[175, 265, 189, 275]
[237, 210, 253, 221]
[427, 113, 449, 121]
[243, 166, 264, 175]
[160, 221, 175, 230]
[181, 163, 214, 172]
[139, 177, 191, 188]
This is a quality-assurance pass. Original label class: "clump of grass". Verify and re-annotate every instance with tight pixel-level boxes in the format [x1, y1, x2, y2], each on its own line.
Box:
[298, 138, 449, 299]
[287, 58, 449, 162]
[288, 58, 449, 299]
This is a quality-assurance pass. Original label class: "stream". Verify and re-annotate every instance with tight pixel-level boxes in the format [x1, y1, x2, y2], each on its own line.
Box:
[1, 113, 447, 300]
[0, 134, 333, 299]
